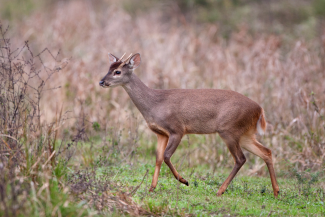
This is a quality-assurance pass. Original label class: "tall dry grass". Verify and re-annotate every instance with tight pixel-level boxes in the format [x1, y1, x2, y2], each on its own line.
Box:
[5, 0, 325, 172]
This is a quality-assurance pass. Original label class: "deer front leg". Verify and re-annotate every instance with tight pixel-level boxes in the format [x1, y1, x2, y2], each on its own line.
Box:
[149, 134, 168, 192]
[164, 134, 189, 186]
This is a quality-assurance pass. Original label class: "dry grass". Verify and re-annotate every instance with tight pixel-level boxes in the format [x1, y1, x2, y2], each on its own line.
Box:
[7, 0, 323, 170]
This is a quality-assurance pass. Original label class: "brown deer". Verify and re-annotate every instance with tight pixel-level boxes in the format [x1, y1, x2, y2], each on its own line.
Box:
[99, 53, 280, 197]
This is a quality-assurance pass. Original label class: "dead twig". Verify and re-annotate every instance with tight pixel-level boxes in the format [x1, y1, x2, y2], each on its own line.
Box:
[128, 169, 149, 196]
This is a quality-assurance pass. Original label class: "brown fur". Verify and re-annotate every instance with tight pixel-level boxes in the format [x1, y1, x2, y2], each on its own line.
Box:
[109, 61, 123, 71]
[260, 109, 267, 132]
[100, 53, 280, 197]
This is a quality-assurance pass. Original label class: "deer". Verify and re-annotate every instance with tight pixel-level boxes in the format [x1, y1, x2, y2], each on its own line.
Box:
[99, 53, 280, 197]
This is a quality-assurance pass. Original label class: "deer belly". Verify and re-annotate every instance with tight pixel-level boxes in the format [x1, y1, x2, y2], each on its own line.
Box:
[184, 119, 218, 134]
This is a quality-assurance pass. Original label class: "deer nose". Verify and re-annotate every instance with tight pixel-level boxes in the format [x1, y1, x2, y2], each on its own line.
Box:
[99, 81, 104, 86]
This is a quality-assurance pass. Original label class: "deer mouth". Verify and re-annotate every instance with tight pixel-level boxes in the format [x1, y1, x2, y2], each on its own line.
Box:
[99, 81, 110, 88]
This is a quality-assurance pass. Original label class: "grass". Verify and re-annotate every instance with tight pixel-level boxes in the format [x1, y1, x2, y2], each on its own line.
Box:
[59, 135, 324, 216]
[81, 160, 325, 216]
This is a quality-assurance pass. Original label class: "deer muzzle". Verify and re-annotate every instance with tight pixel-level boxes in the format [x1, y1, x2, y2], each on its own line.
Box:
[99, 80, 109, 88]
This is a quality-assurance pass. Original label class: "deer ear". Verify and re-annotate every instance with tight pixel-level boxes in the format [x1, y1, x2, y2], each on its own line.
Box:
[128, 53, 141, 69]
[108, 53, 119, 65]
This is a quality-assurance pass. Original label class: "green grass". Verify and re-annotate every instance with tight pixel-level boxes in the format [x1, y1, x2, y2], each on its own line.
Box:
[61, 134, 325, 216]
[93, 163, 325, 216]
[2, 136, 324, 217]
[2, 134, 324, 217]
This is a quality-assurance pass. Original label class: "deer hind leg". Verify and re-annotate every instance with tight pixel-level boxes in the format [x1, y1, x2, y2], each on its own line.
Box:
[240, 134, 280, 197]
[217, 133, 246, 196]
[149, 134, 168, 192]
[163, 134, 189, 186]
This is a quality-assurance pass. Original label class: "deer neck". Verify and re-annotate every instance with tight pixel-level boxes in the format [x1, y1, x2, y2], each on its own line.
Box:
[122, 73, 157, 117]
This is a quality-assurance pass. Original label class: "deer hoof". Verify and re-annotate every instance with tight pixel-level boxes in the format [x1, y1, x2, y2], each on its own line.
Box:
[216, 191, 224, 197]
[149, 187, 155, 192]
[180, 178, 189, 186]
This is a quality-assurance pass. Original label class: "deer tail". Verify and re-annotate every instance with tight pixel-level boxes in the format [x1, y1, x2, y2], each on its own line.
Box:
[257, 108, 266, 135]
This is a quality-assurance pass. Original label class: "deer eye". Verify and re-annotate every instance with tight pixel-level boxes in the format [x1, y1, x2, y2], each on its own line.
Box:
[115, 71, 121, 75]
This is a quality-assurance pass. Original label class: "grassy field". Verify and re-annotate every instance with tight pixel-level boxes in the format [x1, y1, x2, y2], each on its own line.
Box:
[1, 0, 325, 216]
[50, 138, 325, 216]
[22, 137, 322, 217]
[108, 164, 325, 216]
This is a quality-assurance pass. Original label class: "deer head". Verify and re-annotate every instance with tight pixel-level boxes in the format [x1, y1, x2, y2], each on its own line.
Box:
[99, 53, 141, 88]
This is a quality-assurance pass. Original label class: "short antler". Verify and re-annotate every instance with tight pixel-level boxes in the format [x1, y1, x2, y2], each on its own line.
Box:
[122, 53, 133, 65]
[118, 53, 126, 62]
[118, 53, 133, 68]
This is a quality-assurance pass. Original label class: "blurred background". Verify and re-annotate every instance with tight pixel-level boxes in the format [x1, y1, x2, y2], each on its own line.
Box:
[1, 0, 324, 171]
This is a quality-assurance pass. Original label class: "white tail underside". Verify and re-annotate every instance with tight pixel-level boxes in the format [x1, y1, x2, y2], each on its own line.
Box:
[257, 114, 265, 135]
